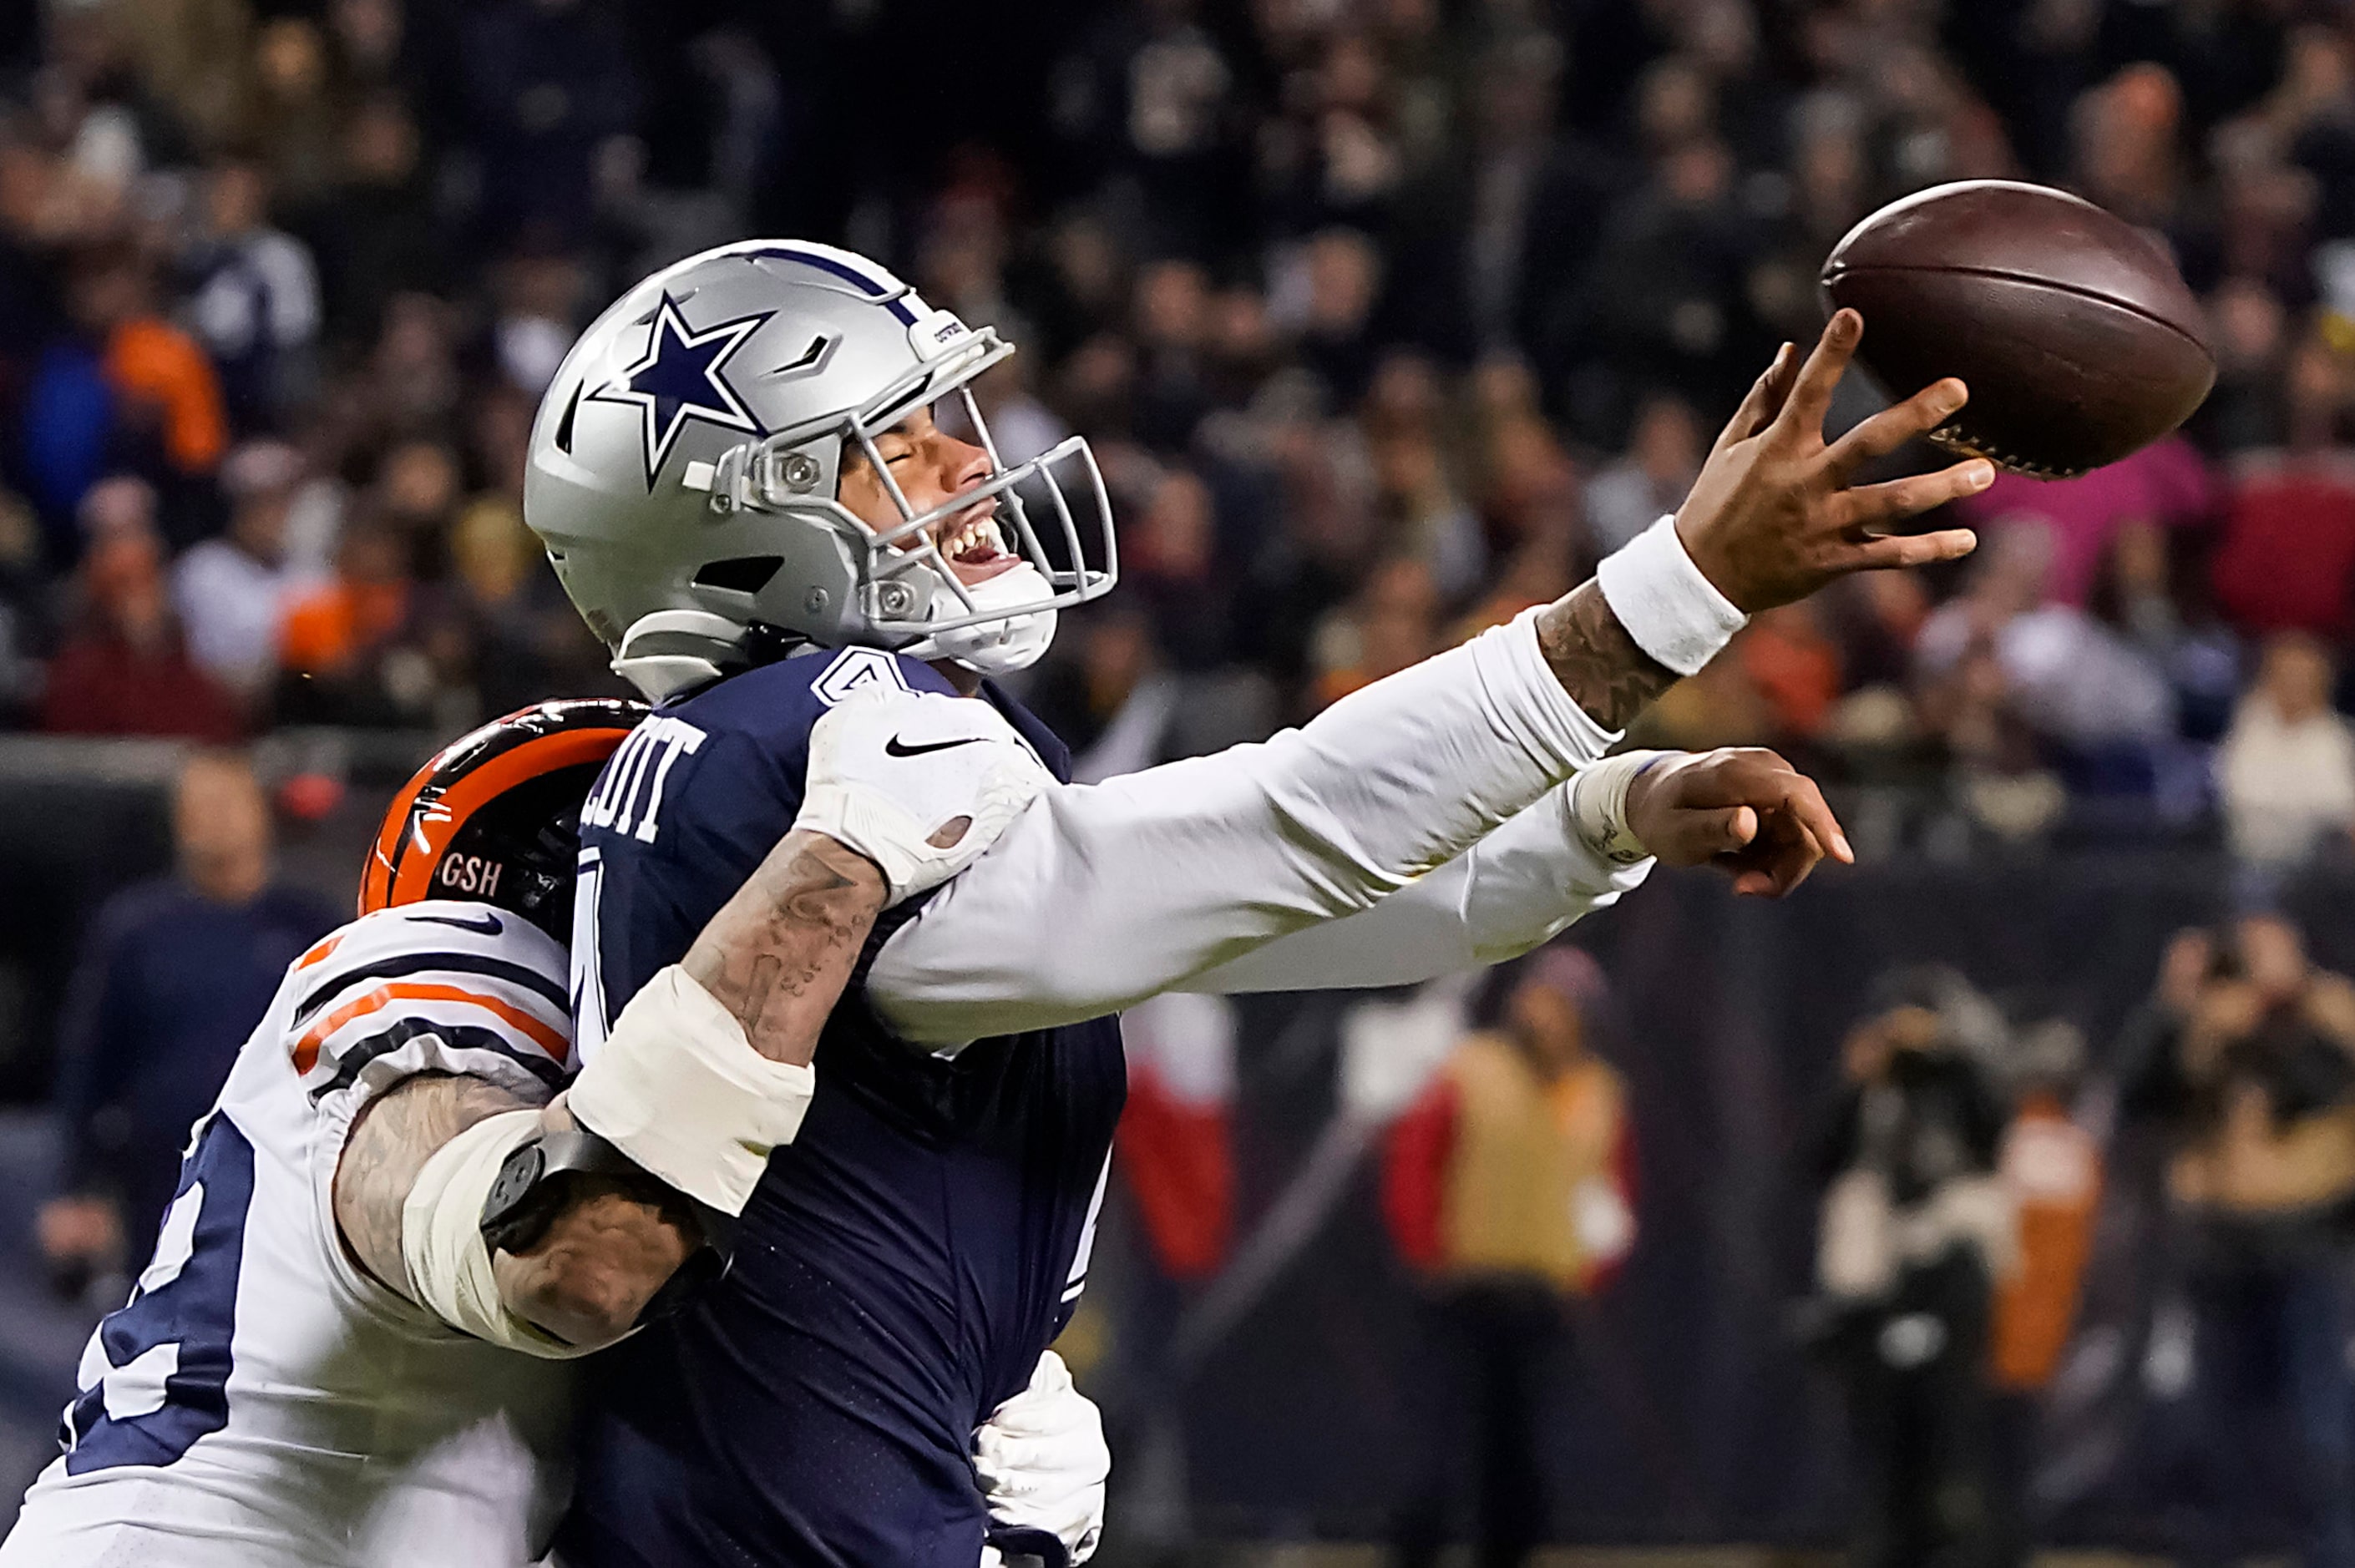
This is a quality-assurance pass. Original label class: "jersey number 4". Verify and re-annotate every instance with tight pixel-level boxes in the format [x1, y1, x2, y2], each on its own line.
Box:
[61, 1114, 256, 1473]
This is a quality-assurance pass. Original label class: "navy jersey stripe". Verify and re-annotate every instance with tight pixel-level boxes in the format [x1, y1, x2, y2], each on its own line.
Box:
[295, 951, 570, 1025]
[306, 1016, 570, 1101]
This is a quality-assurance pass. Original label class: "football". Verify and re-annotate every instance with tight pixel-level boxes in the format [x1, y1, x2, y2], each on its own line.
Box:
[1819, 180, 2216, 478]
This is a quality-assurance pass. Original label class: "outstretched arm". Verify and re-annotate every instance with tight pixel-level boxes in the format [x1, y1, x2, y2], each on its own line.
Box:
[869, 312, 1985, 1043]
[1174, 745, 1847, 995]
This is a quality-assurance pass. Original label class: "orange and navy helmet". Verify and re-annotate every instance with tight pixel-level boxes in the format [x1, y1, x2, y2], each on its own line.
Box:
[362, 698, 646, 940]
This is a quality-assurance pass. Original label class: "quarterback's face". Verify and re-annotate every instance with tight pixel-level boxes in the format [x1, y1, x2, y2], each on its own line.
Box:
[838, 407, 1019, 588]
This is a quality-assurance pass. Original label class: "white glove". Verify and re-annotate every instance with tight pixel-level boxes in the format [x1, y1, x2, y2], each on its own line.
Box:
[794, 687, 1052, 906]
[972, 1349, 1107, 1565]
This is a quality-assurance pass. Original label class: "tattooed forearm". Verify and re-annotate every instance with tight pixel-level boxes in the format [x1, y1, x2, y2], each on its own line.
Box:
[1533, 579, 1682, 732]
[681, 828, 887, 1065]
[333, 1071, 532, 1301]
[491, 1138, 701, 1351]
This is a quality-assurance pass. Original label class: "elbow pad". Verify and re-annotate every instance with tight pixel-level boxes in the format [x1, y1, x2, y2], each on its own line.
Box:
[566, 964, 817, 1216]
[399, 1109, 600, 1359]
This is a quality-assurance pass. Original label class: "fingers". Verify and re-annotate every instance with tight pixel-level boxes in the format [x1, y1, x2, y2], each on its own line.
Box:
[1665, 749, 1853, 891]
[1834, 456, 1993, 532]
[1718, 341, 1798, 452]
[1771, 308, 1863, 446]
[1838, 526, 1981, 572]
[1718, 809, 1828, 897]
[1658, 744, 1856, 880]
[1683, 804, 1760, 858]
[1768, 766, 1853, 866]
[1823, 377, 1969, 479]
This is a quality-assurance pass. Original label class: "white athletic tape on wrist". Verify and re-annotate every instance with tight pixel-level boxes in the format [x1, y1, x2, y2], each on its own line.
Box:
[793, 689, 1051, 906]
[1594, 514, 1749, 677]
[401, 1109, 597, 1359]
[1566, 750, 1674, 866]
[566, 964, 815, 1217]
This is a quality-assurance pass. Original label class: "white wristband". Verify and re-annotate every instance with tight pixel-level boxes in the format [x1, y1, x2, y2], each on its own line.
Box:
[1566, 750, 1674, 866]
[1594, 514, 1748, 676]
[569, 965, 817, 1217]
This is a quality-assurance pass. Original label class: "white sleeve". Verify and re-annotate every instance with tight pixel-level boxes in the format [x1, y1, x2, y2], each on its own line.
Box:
[292, 905, 575, 1125]
[869, 610, 1622, 1044]
[1176, 783, 1653, 995]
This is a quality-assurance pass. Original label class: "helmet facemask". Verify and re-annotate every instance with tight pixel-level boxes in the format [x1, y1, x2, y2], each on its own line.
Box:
[699, 324, 1117, 676]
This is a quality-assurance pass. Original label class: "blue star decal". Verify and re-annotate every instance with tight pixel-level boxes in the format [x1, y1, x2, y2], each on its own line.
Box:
[589, 294, 771, 487]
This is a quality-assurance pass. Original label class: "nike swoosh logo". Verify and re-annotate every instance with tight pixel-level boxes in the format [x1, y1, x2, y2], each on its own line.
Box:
[412, 910, 504, 936]
[884, 735, 988, 759]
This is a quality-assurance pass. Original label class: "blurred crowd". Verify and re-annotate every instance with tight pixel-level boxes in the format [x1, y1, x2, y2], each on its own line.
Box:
[14, 0, 2355, 868]
[1798, 918, 2355, 1568]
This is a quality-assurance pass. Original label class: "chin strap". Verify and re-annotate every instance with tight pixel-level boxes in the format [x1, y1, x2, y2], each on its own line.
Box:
[894, 562, 1060, 675]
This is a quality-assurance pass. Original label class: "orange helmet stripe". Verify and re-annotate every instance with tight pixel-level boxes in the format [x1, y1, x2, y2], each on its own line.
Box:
[382, 726, 633, 908]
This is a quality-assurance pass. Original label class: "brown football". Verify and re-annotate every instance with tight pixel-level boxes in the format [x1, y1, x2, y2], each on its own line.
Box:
[1819, 180, 2215, 478]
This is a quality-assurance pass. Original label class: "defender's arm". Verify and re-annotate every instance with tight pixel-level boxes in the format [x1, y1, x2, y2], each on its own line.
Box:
[335, 1077, 702, 1351]
[334, 834, 889, 1354]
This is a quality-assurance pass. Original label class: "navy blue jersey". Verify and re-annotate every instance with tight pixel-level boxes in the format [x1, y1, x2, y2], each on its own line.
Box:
[560, 645, 1126, 1568]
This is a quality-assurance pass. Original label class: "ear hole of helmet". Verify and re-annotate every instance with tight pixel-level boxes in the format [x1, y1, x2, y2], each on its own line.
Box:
[691, 556, 785, 596]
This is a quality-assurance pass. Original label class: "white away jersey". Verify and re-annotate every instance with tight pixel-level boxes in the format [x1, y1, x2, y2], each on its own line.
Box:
[3, 902, 579, 1568]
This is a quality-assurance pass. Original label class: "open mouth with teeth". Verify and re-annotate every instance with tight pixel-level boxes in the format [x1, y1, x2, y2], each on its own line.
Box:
[924, 496, 1020, 588]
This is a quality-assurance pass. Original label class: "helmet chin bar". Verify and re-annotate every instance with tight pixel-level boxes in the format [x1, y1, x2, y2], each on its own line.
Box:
[897, 563, 1059, 674]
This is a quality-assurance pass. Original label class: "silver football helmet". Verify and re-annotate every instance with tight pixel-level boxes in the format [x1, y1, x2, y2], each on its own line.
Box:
[524, 240, 1117, 701]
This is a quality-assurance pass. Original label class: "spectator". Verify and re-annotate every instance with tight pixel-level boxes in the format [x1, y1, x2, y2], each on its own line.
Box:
[275, 515, 443, 727]
[39, 751, 337, 1295]
[1131, 257, 1213, 453]
[1740, 602, 1845, 749]
[1916, 522, 2177, 781]
[170, 438, 316, 704]
[1382, 945, 1636, 1568]
[369, 436, 462, 569]
[2200, 277, 2292, 453]
[2123, 917, 2355, 1568]
[2216, 632, 2355, 867]
[1808, 968, 2014, 1568]
[21, 242, 228, 555]
[1956, 434, 2218, 609]
[241, 18, 344, 205]
[1987, 1022, 2103, 1568]
[296, 92, 441, 352]
[489, 246, 586, 398]
[39, 477, 242, 741]
[179, 154, 321, 435]
[1549, 133, 1760, 443]
[1311, 554, 1440, 711]
[456, 0, 640, 250]
[1123, 466, 1232, 669]
[1583, 392, 1703, 557]
[2208, 324, 2355, 636]
[1286, 227, 1385, 410]
[1364, 353, 1485, 597]
[449, 487, 620, 718]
